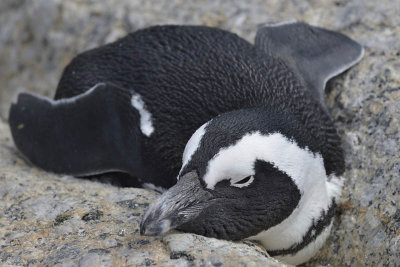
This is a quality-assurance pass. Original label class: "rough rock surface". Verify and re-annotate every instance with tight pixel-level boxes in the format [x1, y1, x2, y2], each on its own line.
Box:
[0, 0, 399, 266]
[0, 121, 284, 266]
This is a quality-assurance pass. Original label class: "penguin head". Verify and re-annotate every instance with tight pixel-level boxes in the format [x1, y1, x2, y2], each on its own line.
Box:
[140, 108, 319, 240]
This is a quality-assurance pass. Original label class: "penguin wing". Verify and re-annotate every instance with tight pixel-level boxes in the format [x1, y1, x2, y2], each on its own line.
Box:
[255, 21, 364, 107]
[9, 83, 145, 177]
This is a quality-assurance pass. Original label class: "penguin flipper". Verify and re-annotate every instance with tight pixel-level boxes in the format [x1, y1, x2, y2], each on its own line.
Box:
[9, 83, 144, 177]
[255, 21, 364, 106]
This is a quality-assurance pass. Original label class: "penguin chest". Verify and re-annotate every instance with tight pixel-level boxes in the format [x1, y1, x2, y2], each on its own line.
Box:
[247, 175, 343, 265]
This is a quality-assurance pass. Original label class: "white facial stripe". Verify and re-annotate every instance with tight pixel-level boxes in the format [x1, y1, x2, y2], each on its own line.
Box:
[178, 122, 209, 177]
[213, 133, 345, 257]
[131, 94, 154, 137]
[203, 131, 343, 255]
[203, 131, 326, 191]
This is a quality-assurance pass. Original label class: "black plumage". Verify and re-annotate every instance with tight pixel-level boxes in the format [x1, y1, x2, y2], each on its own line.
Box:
[12, 25, 349, 185]
[9, 23, 363, 264]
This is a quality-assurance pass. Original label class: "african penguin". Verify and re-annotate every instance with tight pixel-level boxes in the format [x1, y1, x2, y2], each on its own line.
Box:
[9, 22, 363, 265]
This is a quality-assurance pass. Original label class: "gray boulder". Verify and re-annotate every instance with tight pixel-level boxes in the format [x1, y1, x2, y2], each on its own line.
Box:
[0, 0, 399, 266]
[0, 120, 283, 266]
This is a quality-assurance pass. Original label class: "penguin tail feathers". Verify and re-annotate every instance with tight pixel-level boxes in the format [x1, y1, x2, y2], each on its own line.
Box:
[9, 83, 144, 178]
[255, 21, 364, 107]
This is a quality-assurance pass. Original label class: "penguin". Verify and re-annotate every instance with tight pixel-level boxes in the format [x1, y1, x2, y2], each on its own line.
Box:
[8, 22, 363, 265]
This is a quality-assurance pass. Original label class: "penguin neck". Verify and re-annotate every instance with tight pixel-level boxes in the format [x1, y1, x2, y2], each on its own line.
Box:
[248, 173, 343, 265]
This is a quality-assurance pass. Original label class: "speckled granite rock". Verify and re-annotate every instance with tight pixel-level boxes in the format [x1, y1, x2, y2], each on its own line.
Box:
[0, 121, 284, 266]
[0, 0, 399, 266]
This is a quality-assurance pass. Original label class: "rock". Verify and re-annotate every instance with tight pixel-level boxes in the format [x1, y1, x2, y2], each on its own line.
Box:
[164, 234, 283, 266]
[0, 0, 399, 266]
[0, 120, 283, 266]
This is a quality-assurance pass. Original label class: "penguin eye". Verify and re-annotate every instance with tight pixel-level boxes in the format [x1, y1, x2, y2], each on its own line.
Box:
[231, 175, 254, 188]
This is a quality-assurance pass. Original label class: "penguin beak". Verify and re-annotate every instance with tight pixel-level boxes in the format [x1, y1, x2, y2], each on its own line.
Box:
[140, 171, 212, 236]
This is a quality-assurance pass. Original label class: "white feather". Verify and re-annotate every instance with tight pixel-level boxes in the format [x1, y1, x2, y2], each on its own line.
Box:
[178, 122, 209, 177]
[131, 94, 154, 137]
[201, 132, 342, 263]
[276, 221, 334, 265]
